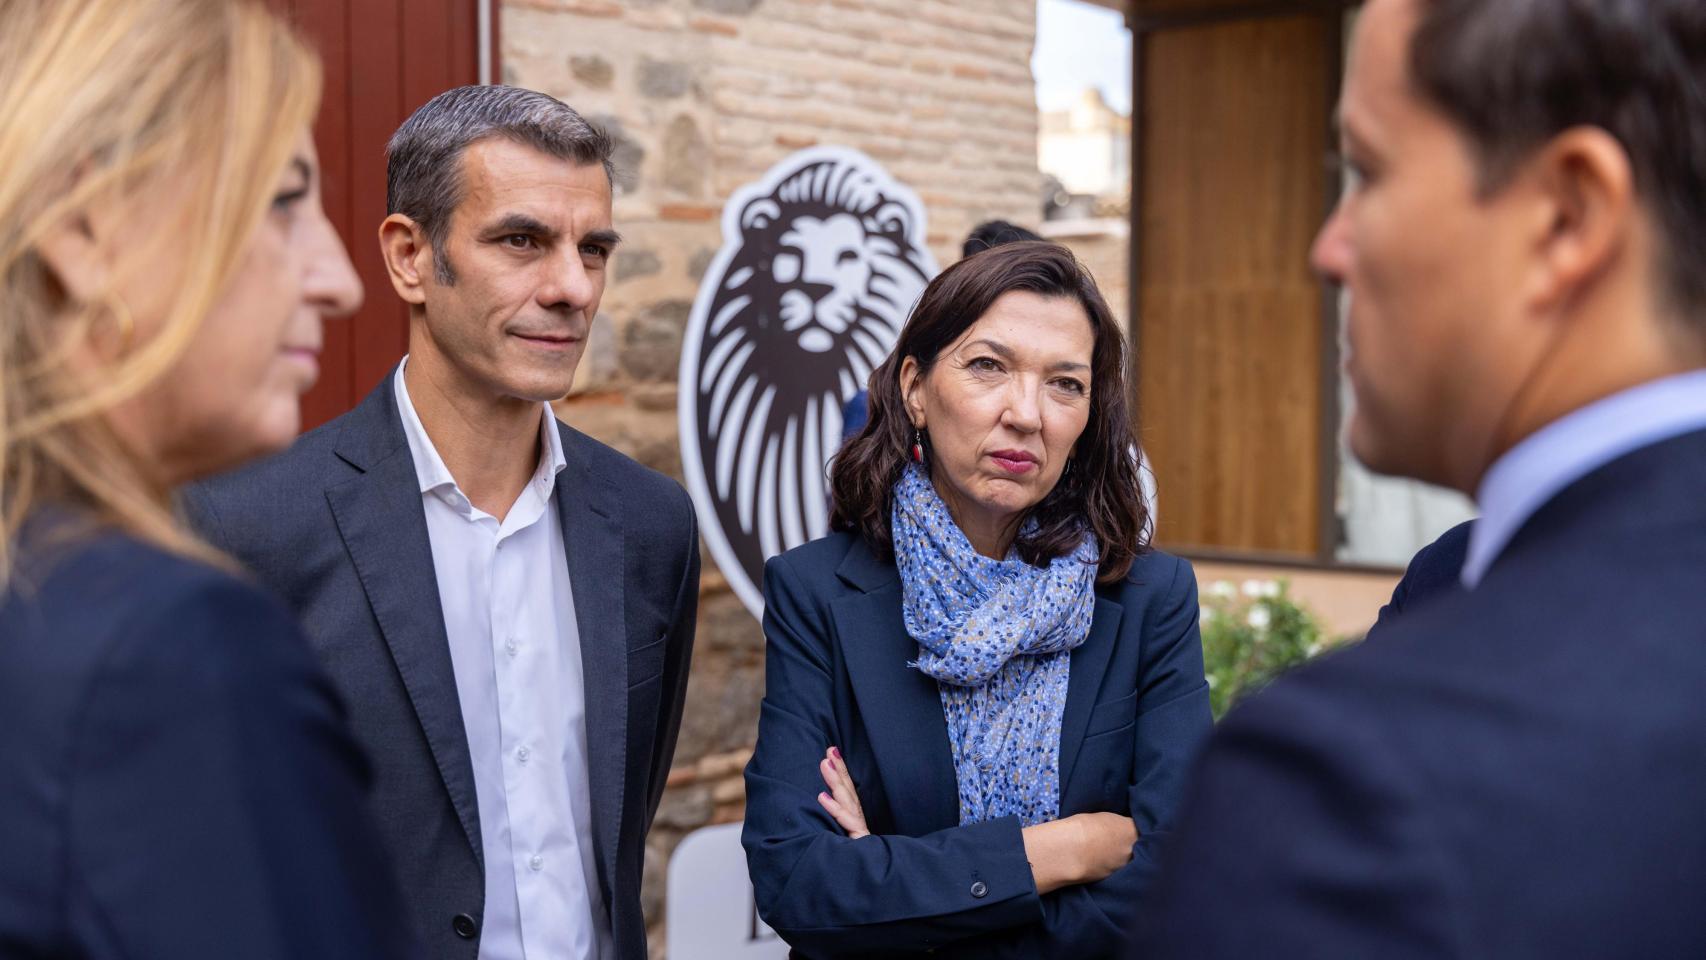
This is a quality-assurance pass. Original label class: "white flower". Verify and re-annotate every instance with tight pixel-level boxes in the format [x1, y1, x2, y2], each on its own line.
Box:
[1240, 579, 1264, 598]
[1209, 580, 1237, 599]
[1260, 580, 1281, 598]
[1247, 605, 1272, 630]
[1199, 606, 1216, 624]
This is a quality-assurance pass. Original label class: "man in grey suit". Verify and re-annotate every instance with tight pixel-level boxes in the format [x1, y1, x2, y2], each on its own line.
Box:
[187, 85, 699, 960]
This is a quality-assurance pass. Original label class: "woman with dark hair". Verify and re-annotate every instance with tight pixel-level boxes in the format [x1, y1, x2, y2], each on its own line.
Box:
[742, 241, 1211, 958]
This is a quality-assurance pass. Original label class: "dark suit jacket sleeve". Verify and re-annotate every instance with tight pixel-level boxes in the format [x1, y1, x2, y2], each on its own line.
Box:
[1371, 520, 1472, 634]
[743, 554, 1043, 957]
[1131, 673, 1459, 959]
[1010, 557, 1212, 956]
[646, 499, 700, 829]
[62, 576, 415, 960]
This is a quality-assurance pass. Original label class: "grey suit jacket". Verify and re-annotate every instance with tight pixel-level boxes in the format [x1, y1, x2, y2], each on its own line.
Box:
[184, 369, 699, 960]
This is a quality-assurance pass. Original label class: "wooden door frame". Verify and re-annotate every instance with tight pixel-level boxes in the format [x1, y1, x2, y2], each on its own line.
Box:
[1125, 0, 1373, 570]
[271, 0, 494, 428]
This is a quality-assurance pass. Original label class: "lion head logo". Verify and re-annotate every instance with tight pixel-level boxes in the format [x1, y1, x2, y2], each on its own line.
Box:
[679, 146, 938, 617]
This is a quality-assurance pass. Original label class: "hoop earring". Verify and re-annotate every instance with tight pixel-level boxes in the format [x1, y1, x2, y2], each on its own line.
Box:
[911, 429, 925, 463]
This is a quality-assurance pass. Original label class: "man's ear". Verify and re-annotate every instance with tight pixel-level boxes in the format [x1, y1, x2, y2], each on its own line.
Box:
[34, 208, 110, 305]
[1526, 125, 1634, 315]
[898, 355, 925, 429]
[378, 214, 432, 306]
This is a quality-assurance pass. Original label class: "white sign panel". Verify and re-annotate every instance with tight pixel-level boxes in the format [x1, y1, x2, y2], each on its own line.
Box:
[678, 146, 939, 618]
[666, 822, 789, 960]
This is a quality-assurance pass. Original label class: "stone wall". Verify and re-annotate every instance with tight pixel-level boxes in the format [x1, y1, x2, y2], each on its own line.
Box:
[1041, 217, 1130, 331]
[505, 0, 1042, 951]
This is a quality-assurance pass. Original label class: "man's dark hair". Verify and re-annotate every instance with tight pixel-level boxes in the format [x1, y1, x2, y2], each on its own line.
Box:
[830, 241, 1148, 583]
[1410, 0, 1706, 317]
[386, 84, 614, 284]
[962, 219, 1044, 260]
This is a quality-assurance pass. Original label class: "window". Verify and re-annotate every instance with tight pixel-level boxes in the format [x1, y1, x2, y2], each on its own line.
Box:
[1129, 0, 1470, 569]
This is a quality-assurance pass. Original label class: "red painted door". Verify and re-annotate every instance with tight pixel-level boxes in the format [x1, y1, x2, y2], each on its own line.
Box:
[267, 0, 490, 428]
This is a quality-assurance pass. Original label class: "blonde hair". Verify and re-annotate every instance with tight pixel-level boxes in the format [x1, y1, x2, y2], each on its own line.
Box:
[0, 0, 320, 581]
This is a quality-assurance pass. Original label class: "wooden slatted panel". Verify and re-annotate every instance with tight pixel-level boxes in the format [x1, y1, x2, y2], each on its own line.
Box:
[1136, 14, 1332, 555]
[346, 0, 409, 409]
[266, 0, 482, 428]
[401, 3, 455, 132]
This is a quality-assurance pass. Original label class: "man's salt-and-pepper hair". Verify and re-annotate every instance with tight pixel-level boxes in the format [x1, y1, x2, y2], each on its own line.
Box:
[386, 84, 615, 283]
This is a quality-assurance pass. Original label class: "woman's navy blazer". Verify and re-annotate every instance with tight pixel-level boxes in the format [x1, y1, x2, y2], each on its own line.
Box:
[742, 531, 1212, 959]
[0, 529, 411, 958]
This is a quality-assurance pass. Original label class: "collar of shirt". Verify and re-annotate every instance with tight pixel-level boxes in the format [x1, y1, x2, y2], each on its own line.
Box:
[393, 356, 569, 518]
[1462, 369, 1706, 588]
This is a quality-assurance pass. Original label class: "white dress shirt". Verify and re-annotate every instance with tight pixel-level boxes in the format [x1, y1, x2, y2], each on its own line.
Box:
[395, 360, 609, 960]
[1464, 369, 1706, 587]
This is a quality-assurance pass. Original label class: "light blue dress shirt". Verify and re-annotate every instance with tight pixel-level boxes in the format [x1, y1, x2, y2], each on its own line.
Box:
[1463, 369, 1706, 588]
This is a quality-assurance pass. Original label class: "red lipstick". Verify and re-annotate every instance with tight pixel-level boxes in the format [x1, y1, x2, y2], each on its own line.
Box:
[989, 449, 1038, 475]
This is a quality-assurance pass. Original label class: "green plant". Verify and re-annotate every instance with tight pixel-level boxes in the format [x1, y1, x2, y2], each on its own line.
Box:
[1199, 579, 1338, 720]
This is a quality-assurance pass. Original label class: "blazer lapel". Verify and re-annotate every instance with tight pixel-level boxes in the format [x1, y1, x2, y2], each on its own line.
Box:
[324, 374, 482, 866]
[1056, 597, 1122, 800]
[555, 425, 626, 903]
[833, 545, 959, 834]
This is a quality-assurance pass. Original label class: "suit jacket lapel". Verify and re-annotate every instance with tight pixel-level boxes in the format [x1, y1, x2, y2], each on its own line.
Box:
[1057, 597, 1122, 799]
[555, 425, 626, 903]
[324, 373, 482, 866]
[833, 545, 959, 834]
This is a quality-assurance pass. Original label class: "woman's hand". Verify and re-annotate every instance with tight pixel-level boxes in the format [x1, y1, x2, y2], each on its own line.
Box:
[814, 743, 1135, 893]
[1021, 812, 1138, 894]
[816, 746, 870, 839]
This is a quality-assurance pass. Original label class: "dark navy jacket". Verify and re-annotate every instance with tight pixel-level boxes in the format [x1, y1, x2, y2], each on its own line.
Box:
[744, 532, 1211, 959]
[0, 528, 410, 958]
[1370, 519, 1472, 634]
[1136, 430, 1706, 958]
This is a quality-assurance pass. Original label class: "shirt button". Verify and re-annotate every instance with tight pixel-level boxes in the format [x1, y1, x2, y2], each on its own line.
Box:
[969, 881, 988, 899]
[516, 746, 530, 764]
[505, 637, 519, 657]
[529, 855, 544, 872]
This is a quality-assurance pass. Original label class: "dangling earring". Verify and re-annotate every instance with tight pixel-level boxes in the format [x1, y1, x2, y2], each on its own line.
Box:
[911, 428, 924, 463]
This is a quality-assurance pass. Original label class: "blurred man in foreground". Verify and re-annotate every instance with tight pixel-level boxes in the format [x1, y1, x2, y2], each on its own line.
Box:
[1137, 0, 1706, 956]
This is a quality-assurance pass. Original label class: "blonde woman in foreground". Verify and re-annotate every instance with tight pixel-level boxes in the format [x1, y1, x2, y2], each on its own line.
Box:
[0, 1, 412, 956]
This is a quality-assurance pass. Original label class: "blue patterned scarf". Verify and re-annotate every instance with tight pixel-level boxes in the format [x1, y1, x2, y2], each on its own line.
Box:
[892, 462, 1099, 827]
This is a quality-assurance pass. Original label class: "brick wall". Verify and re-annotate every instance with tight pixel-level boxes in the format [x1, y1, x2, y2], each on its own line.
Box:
[503, 0, 1042, 950]
[1040, 217, 1130, 331]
